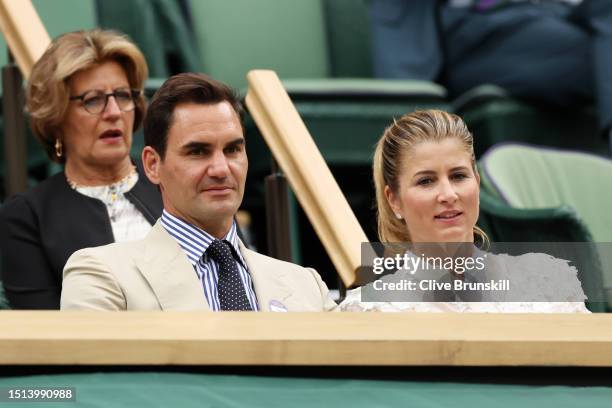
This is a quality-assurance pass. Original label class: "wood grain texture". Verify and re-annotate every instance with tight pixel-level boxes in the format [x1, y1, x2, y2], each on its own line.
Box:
[0, 0, 50, 77]
[245, 70, 367, 287]
[1, 311, 611, 366]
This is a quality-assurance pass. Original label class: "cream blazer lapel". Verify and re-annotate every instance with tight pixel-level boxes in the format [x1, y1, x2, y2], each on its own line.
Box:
[134, 221, 209, 311]
[239, 241, 292, 312]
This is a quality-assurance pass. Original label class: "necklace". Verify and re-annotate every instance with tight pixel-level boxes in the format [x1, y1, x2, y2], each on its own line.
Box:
[66, 165, 137, 189]
[67, 166, 138, 222]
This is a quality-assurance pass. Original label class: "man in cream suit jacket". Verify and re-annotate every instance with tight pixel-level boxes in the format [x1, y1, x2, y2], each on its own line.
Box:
[61, 73, 336, 312]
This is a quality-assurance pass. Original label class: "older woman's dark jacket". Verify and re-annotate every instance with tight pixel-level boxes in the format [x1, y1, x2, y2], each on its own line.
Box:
[0, 162, 162, 309]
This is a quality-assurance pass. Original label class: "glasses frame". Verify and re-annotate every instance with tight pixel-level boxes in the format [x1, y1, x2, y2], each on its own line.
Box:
[69, 88, 141, 115]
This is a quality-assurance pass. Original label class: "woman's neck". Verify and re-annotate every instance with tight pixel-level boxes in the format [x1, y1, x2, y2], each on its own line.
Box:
[64, 157, 134, 186]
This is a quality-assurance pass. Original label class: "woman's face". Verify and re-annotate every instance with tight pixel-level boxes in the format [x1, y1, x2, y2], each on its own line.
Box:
[385, 138, 480, 243]
[61, 60, 134, 169]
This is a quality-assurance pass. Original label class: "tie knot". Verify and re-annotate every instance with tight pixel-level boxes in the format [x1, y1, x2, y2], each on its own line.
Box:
[206, 239, 234, 263]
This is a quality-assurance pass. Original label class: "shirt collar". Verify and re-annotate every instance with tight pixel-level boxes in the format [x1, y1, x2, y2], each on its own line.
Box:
[160, 209, 246, 268]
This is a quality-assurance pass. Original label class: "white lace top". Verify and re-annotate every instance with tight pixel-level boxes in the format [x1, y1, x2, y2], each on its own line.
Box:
[340, 251, 590, 314]
[70, 172, 152, 242]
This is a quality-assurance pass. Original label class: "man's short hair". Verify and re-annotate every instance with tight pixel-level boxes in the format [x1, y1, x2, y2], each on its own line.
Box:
[144, 72, 244, 159]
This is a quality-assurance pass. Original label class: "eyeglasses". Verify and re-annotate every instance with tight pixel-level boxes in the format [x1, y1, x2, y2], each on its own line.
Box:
[69, 88, 141, 115]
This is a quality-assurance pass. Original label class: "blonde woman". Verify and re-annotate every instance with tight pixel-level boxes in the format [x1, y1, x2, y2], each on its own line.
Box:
[341, 110, 589, 313]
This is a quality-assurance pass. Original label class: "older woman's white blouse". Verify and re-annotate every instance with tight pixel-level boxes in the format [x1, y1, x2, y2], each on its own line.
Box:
[71, 172, 152, 242]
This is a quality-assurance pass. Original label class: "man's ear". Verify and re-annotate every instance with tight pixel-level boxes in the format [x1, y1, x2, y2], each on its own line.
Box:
[142, 146, 161, 185]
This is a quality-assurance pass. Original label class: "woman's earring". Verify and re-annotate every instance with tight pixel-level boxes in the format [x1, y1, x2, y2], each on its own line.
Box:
[55, 139, 63, 158]
[395, 213, 402, 220]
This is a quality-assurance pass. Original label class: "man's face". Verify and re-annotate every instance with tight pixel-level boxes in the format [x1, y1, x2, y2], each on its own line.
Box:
[144, 101, 247, 237]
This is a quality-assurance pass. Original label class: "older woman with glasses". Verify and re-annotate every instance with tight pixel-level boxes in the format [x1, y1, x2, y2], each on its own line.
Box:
[0, 29, 162, 309]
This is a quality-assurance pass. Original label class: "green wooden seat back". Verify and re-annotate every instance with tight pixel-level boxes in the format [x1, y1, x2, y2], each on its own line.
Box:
[457, 85, 606, 157]
[478, 189, 605, 312]
[96, 0, 202, 78]
[189, 0, 330, 90]
[480, 144, 612, 307]
[481, 144, 612, 242]
[323, 0, 373, 78]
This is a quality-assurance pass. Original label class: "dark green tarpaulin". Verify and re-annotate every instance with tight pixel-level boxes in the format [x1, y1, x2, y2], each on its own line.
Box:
[0, 372, 611, 408]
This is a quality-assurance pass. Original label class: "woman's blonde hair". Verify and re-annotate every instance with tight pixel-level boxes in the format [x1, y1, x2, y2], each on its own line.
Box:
[373, 109, 488, 245]
[27, 29, 148, 163]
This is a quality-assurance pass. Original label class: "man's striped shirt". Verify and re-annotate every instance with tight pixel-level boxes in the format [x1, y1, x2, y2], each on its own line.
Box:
[160, 210, 259, 311]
